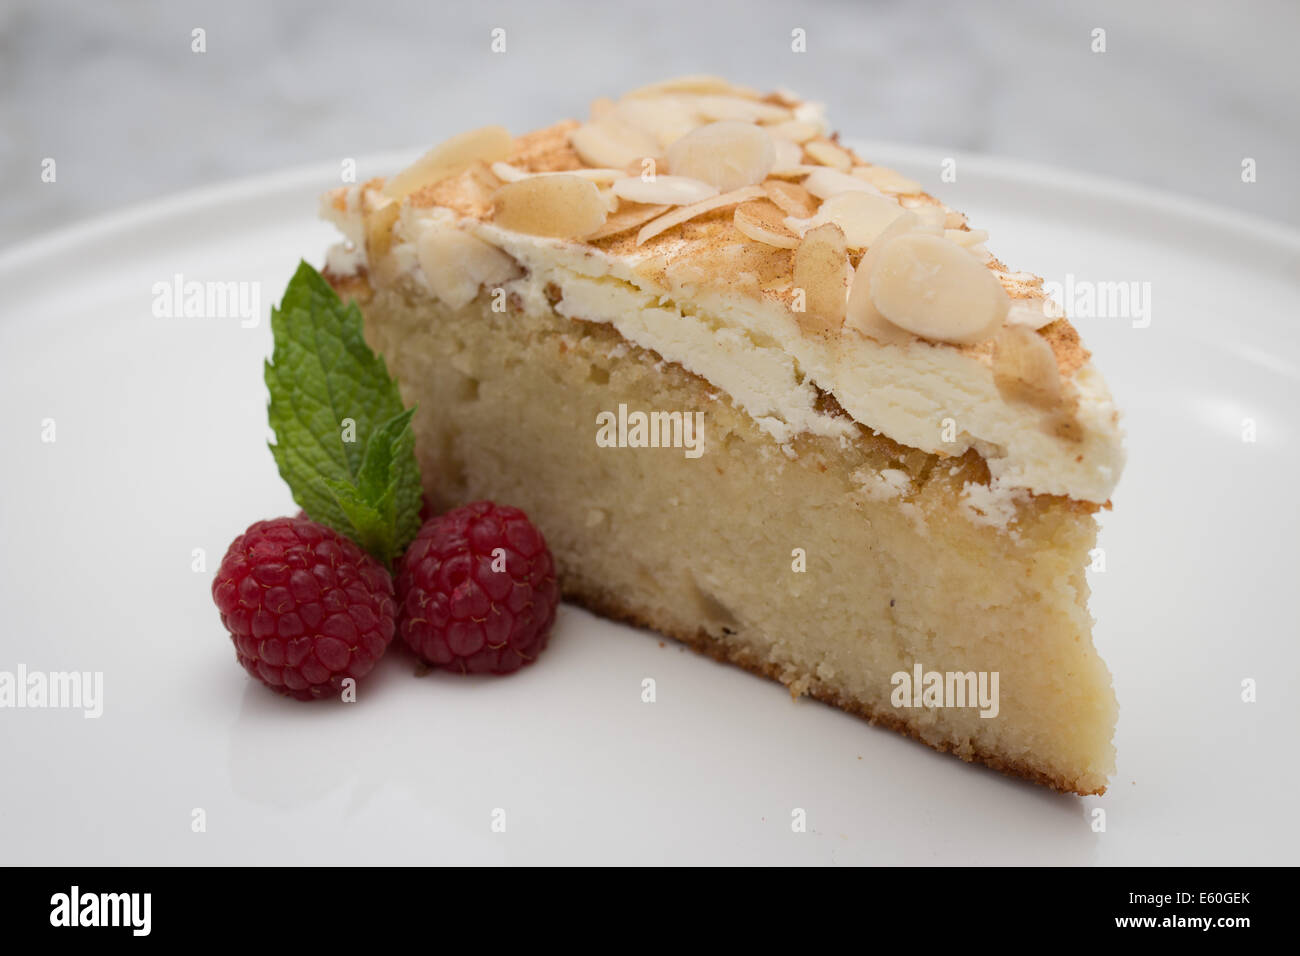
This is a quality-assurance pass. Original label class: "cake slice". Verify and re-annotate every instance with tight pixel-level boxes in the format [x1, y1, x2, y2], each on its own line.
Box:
[319, 76, 1124, 794]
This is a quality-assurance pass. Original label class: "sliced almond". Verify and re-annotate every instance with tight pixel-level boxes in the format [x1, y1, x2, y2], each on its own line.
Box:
[666, 121, 775, 192]
[492, 175, 608, 239]
[734, 200, 799, 249]
[636, 185, 764, 245]
[852, 164, 924, 195]
[911, 205, 947, 231]
[490, 162, 625, 184]
[624, 75, 759, 99]
[945, 228, 990, 249]
[804, 138, 853, 171]
[794, 101, 828, 126]
[765, 164, 827, 180]
[785, 191, 909, 249]
[692, 94, 792, 124]
[803, 167, 882, 200]
[383, 126, 514, 200]
[791, 223, 850, 336]
[589, 96, 616, 121]
[765, 119, 822, 143]
[763, 179, 817, 218]
[1005, 297, 1061, 330]
[363, 192, 400, 257]
[569, 119, 659, 170]
[993, 324, 1063, 408]
[869, 233, 1009, 344]
[611, 174, 719, 205]
[845, 271, 914, 346]
[771, 137, 804, 172]
[610, 97, 701, 151]
[586, 202, 671, 241]
[417, 226, 521, 310]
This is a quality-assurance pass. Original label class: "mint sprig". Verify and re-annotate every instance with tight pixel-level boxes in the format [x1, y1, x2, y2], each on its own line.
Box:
[265, 262, 422, 566]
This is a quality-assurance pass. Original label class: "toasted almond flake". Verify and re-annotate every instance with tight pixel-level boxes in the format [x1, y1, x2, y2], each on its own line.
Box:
[804, 138, 853, 171]
[586, 202, 671, 241]
[944, 210, 969, 229]
[490, 162, 625, 184]
[911, 205, 947, 231]
[785, 191, 908, 249]
[803, 167, 883, 200]
[569, 119, 660, 170]
[771, 137, 804, 172]
[666, 121, 775, 192]
[417, 226, 521, 310]
[362, 188, 400, 257]
[845, 271, 914, 346]
[793, 101, 829, 133]
[766, 163, 828, 179]
[636, 185, 764, 245]
[852, 164, 924, 195]
[762, 180, 817, 217]
[993, 324, 1063, 408]
[765, 119, 822, 143]
[383, 126, 514, 200]
[869, 233, 1009, 344]
[624, 75, 760, 99]
[492, 175, 608, 239]
[1005, 297, 1062, 330]
[610, 96, 702, 151]
[945, 228, 990, 248]
[692, 94, 792, 124]
[792, 223, 849, 336]
[598, 187, 621, 213]
[590, 96, 616, 120]
[611, 174, 719, 205]
[734, 200, 800, 248]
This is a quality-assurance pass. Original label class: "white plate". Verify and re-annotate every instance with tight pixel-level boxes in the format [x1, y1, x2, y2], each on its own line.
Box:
[2, 146, 1297, 866]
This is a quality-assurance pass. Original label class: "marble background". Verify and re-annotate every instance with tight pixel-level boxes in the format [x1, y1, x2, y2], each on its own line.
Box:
[1, 0, 1296, 244]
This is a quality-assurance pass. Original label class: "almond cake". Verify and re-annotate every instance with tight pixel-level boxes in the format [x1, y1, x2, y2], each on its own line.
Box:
[317, 75, 1124, 794]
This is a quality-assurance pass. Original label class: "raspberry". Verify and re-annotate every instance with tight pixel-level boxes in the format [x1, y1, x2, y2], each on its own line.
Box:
[396, 501, 559, 674]
[212, 516, 396, 700]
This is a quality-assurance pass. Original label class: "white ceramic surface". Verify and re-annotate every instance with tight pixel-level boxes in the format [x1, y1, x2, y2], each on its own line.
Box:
[1, 147, 1297, 865]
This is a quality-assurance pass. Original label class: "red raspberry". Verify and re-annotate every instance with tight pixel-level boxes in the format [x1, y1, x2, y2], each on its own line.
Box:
[212, 516, 396, 700]
[396, 501, 559, 674]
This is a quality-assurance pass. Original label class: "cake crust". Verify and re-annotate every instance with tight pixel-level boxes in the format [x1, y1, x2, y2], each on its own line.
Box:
[572, 589, 1105, 795]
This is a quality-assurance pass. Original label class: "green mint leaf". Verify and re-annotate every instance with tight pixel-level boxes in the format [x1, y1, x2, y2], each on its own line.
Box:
[265, 261, 423, 566]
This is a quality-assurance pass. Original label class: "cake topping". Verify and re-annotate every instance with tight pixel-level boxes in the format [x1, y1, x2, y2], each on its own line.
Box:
[611, 174, 719, 205]
[417, 225, 521, 309]
[853, 164, 924, 195]
[868, 234, 1009, 345]
[666, 121, 776, 191]
[992, 324, 1064, 408]
[803, 167, 883, 199]
[383, 125, 513, 201]
[635, 185, 764, 245]
[324, 76, 1124, 504]
[792, 223, 849, 336]
[803, 138, 853, 171]
[492, 175, 608, 238]
[733, 200, 800, 248]
[785, 190, 910, 249]
[762, 180, 817, 217]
